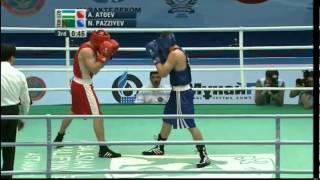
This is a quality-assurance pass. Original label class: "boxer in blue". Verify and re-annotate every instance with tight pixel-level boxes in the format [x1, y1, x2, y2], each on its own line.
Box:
[143, 32, 211, 168]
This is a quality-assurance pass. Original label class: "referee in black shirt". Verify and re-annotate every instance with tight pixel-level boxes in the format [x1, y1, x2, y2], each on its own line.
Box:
[1, 43, 30, 179]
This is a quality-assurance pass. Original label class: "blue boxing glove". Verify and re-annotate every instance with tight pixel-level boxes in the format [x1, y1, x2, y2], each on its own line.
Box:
[146, 40, 162, 65]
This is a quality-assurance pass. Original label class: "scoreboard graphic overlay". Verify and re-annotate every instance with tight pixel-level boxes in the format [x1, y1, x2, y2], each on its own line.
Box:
[55, 9, 87, 38]
[55, 8, 137, 37]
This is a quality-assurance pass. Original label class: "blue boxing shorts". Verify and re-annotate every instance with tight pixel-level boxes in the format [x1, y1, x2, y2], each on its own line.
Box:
[163, 87, 196, 129]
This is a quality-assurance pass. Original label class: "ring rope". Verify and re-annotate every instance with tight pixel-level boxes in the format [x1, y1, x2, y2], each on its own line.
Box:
[1, 169, 312, 176]
[26, 87, 314, 92]
[1, 140, 312, 147]
[1, 114, 312, 119]
[16, 66, 314, 72]
[14, 45, 313, 51]
[1, 25, 314, 32]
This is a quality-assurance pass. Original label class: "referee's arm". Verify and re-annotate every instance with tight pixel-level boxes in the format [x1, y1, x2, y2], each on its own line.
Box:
[19, 73, 30, 115]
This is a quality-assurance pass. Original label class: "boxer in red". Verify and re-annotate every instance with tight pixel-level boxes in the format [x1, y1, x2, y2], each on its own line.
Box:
[53, 30, 121, 158]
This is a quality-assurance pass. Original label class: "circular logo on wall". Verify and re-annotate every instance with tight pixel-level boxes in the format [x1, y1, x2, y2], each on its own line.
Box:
[237, 0, 268, 4]
[166, 0, 198, 18]
[2, 0, 45, 16]
[26, 76, 46, 101]
[112, 72, 142, 104]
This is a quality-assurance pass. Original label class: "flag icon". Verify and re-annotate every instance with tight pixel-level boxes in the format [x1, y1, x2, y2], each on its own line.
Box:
[62, 19, 75, 28]
[76, 10, 85, 18]
[77, 20, 86, 28]
[55, 9, 86, 28]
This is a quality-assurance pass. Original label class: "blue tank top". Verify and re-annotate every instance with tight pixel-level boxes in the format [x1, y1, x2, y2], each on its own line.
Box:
[169, 48, 192, 86]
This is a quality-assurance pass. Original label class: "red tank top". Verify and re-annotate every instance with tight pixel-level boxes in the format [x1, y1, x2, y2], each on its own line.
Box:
[73, 43, 95, 79]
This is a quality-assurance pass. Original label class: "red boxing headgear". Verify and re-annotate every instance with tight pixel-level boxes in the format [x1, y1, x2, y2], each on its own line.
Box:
[90, 30, 111, 50]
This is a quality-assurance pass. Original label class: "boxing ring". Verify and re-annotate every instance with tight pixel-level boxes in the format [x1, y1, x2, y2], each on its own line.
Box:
[1, 26, 315, 178]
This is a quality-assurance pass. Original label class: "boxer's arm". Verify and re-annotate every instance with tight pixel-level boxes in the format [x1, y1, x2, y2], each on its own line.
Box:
[155, 50, 182, 77]
[80, 48, 104, 74]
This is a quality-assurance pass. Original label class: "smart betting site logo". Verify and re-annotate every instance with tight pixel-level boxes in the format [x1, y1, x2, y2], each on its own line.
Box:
[2, 0, 45, 16]
[112, 72, 143, 104]
[55, 9, 87, 28]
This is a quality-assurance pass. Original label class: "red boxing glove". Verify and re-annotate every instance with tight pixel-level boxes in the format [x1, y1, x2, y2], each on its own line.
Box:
[96, 41, 114, 63]
[109, 39, 119, 56]
[96, 39, 120, 63]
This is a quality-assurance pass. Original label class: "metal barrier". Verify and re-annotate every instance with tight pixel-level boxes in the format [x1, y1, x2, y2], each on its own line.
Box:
[1, 114, 313, 178]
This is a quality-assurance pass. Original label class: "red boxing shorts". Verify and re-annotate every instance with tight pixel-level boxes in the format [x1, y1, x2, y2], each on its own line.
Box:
[71, 77, 101, 115]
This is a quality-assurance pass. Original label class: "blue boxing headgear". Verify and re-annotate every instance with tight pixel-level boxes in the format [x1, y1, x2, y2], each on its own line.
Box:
[157, 32, 177, 60]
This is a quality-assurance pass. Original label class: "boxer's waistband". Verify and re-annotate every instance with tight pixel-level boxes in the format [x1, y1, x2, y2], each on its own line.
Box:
[73, 76, 93, 85]
[172, 84, 191, 91]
